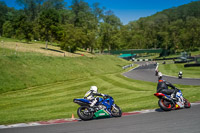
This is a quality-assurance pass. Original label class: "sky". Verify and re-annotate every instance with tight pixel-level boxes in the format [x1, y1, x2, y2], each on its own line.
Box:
[2, 0, 196, 25]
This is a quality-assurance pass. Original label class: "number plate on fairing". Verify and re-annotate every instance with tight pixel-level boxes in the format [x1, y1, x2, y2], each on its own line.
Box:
[94, 109, 110, 118]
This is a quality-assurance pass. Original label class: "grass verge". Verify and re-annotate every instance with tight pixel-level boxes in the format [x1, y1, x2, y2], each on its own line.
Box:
[158, 62, 200, 78]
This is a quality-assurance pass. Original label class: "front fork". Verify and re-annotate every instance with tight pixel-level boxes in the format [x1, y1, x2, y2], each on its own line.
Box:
[111, 104, 119, 111]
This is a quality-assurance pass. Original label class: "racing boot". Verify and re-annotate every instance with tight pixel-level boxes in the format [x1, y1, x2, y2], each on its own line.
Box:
[90, 99, 97, 107]
[171, 93, 178, 101]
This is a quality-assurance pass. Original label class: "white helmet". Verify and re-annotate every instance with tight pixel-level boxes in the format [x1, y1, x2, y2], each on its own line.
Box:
[158, 72, 162, 79]
[90, 86, 98, 92]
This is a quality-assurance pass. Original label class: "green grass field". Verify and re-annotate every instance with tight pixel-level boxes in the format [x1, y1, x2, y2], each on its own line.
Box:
[0, 41, 200, 125]
[158, 62, 200, 78]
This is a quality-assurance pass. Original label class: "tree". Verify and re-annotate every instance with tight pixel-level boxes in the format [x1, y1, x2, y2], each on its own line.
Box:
[60, 24, 88, 53]
[98, 11, 122, 52]
[1, 0, 200, 53]
[38, 8, 59, 49]
[0, 1, 9, 36]
[42, 0, 66, 10]
[70, 0, 91, 27]
[16, 0, 66, 21]
[13, 14, 33, 42]
[2, 21, 14, 38]
[92, 2, 104, 22]
[59, 9, 72, 24]
[16, 0, 39, 21]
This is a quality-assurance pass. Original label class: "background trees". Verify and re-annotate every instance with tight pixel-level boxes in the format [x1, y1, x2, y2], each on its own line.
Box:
[1, 0, 200, 53]
[38, 8, 59, 48]
[0, 1, 10, 36]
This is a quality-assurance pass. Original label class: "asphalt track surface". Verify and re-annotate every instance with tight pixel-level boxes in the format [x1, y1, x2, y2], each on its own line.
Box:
[2, 104, 200, 133]
[123, 62, 200, 85]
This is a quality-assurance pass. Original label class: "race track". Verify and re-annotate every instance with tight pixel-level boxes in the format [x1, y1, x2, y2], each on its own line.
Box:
[2, 104, 200, 133]
[123, 62, 200, 85]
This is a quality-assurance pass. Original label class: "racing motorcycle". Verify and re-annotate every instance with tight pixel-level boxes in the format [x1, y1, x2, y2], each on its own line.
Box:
[178, 71, 183, 79]
[154, 89, 191, 111]
[73, 95, 122, 120]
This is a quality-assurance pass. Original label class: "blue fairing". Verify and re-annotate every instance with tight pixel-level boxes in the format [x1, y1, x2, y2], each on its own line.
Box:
[74, 97, 115, 109]
[165, 94, 171, 98]
[176, 90, 183, 98]
[99, 97, 104, 102]
[74, 98, 91, 104]
[163, 90, 182, 98]
[98, 97, 114, 109]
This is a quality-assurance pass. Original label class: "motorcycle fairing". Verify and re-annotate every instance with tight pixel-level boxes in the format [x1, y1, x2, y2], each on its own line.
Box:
[97, 97, 114, 109]
[93, 109, 110, 118]
[154, 93, 170, 98]
[175, 90, 184, 108]
[73, 98, 91, 106]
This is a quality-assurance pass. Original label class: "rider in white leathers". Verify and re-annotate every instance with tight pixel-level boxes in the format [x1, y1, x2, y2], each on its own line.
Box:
[84, 86, 105, 107]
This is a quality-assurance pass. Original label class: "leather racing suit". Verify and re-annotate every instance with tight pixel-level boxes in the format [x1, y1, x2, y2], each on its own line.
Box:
[84, 90, 105, 106]
[157, 79, 178, 97]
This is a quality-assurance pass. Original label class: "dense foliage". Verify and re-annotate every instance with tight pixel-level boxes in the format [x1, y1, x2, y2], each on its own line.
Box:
[0, 0, 200, 53]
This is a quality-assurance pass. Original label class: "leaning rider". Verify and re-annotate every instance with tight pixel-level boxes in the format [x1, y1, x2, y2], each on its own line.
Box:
[84, 86, 105, 107]
[157, 72, 178, 100]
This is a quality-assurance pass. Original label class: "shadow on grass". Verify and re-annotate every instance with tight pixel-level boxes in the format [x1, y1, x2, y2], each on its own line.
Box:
[41, 47, 64, 53]
[41, 47, 87, 56]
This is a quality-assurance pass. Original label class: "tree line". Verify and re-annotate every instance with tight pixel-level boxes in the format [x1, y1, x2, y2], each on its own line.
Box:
[0, 0, 200, 53]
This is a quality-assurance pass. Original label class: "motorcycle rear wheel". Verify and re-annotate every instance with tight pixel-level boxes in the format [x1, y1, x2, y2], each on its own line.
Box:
[158, 99, 172, 111]
[111, 104, 122, 117]
[77, 106, 94, 121]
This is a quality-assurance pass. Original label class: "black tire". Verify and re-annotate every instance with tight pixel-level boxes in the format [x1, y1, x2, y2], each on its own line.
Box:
[158, 99, 173, 111]
[77, 106, 94, 121]
[184, 98, 191, 108]
[111, 104, 122, 117]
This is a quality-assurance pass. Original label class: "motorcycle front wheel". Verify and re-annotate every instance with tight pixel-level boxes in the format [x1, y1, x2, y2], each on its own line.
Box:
[158, 99, 173, 111]
[77, 106, 94, 121]
[111, 104, 122, 117]
[184, 98, 191, 108]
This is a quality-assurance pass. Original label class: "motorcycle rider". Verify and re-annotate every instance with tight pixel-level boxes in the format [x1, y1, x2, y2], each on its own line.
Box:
[155, 62, 159, 76]
[178, 71, 183, 79]
[157, 72, 178, 100]
[84, 86, 106, 107]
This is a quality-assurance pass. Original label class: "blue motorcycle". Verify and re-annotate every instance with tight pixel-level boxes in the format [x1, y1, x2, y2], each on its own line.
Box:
[73, 95, 122, 120]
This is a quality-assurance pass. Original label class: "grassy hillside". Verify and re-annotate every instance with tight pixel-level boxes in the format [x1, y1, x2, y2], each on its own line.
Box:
[0, 47, 130, 93]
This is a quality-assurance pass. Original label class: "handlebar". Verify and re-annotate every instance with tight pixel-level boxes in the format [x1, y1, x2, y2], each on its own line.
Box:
[103, 95, 111, 99]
